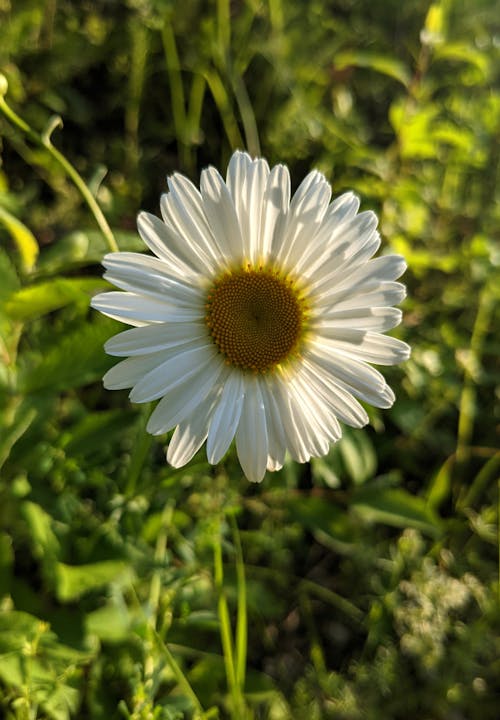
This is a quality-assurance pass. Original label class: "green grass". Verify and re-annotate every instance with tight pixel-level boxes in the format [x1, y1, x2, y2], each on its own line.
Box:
[0, 0, 499, 718]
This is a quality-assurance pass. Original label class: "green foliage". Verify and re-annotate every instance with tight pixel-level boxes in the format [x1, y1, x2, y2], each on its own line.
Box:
[0, 0, 499, 718]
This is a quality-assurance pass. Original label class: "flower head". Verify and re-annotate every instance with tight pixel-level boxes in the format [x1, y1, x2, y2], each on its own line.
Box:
[91, 151, 410, 482]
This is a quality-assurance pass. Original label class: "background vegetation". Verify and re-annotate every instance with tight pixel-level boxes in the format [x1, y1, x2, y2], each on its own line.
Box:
[0, 0, 499, 718]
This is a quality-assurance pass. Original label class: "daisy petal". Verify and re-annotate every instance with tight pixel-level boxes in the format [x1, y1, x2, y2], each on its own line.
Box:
[260, 163, 290, 261]
[319, 331, 411, 365]
[91, 291, 200, 325]
[200, 166, 244, 262]
[129, 341, 218, 403]
[103, 351, 171, 390]
[102, 252, 203, 307]
[167, 389, 218, 468]
[207, 371, 245, 464]
[104, 322, 208, 356]
[277, 170, 332, 269]
[235, 377, 268, 483]
[137, 211, 201, 277]
[317, 307, 403, 332]
[146, 358, 225, 435]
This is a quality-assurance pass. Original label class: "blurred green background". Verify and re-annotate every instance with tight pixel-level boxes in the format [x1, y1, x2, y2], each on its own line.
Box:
[0, 0, 499, 718]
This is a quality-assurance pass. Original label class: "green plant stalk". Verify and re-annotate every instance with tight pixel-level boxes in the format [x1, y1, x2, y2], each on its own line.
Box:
[231, 72, 261, 157]
[217, 0, 231, 59]
[456, 283, 494, 469]
[161, 18, 190, 168]
[153, 630, 207, 719]
[148, 506, 208, 719]
[149, 503, 173, 621]
[0, 84, 118, 253]
[213, 521, 246, 718]
[186, 73, 207, 162]
[125, 21, 149, 176]
[204, 69, 244, 151]
[461, 451, 500, 510]
[125, 404, 153, 497]
[229, 514, 248, 689]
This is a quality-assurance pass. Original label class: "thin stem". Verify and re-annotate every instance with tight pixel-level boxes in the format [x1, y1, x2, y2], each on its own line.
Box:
[456, 283, 494, 470]
[213, 519, 246, 718]
[0, 79, 118, 253]
[153, 630, 207, 719]
[162, 18, 189, 169]
[231, 71, 261, 156]
[217, 0, 231, 59]
[204, 69, 244, 151]
[229, 513, 247, 689]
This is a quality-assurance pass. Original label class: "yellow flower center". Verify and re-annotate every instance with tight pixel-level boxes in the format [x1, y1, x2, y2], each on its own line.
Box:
[205, 267, 307, 372]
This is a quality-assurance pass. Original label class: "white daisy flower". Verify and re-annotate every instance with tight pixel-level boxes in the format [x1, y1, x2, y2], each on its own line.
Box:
[91, 151, 410, 483]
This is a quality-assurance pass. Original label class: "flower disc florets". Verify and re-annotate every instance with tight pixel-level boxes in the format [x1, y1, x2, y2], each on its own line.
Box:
[205, 265, 308, 372]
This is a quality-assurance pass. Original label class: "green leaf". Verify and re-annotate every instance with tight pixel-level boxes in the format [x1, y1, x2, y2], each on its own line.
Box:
[5, 277, 106, 321]
[434, 42, 490, 77]
[85, 603, 131, 642]
[21, 501, 61, 560]
[0, 397, 38, 470]
[0, 246, 20, 302]
[62, 409, 137, 457]
[286, 494, 356, 545]
[352, 487, 442, 536]
[19, 317, 117, 393]
[334, 51, 410, 86]
[337, 429, 377, 485]
[0, 205, 39, 272]
[55, 560, 133, 601]
[0, 533, 13, 597]
[36, 229, 144, 274]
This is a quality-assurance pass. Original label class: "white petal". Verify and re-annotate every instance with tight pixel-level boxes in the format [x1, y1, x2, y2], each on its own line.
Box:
[317, 307, 403, 333]
[248, 158, 272, 263]
[291, 372, 342, 443]
[294, 193, 360, 275]
[167, 389, 219, 468]
[102, 252, 203, 307]
[103, 351, 170, 390]
[260, 376, 287, 471]
[104, 322, 208, 356]
[271, 372, 331, 462]
[129, 341, 217, 403]
[227, 151, 252, 201]
[275, 170, 332, 269]
[322, 282, 407, 313]
[333, 255, 407, 294]
[296, 201, 372, 275]
[325, 192, 360, 225]
[307, 213, 380, 294]
[159, 194, 218, 274]
[137, 211, 202, 277]
[167, 173, 222, 265]
[147, 357, 226, 434]
[91, 291, 201, 325]
[235, 376, 268, 483]
[227, 156, 270, 263]
[308, 342, 387, 394]
[200, 166, 244, 263]
[300, 359, 369, 428]
[206, 371, 245, 464]
[260, 163, 291, 261]
[318, 331, 411, 366]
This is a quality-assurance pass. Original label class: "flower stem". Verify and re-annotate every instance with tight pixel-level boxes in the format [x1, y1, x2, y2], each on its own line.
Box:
[0, 75, 118, 253]
[213, 517, 248, 718]
[153, 630, 207, 719]
[229, 513, 248, 689]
